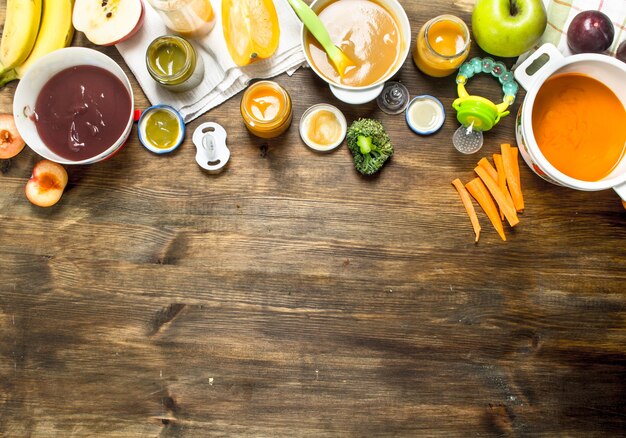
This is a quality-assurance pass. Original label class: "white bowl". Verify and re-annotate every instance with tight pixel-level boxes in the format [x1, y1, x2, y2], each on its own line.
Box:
[299, 103, 346, 152]
[302, 0, 411, 105]
[13, 47, 134, 165]
[514, 43, 626, 201]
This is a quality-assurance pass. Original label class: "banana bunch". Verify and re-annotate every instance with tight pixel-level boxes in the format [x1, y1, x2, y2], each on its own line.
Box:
[0, 0, 74, 87]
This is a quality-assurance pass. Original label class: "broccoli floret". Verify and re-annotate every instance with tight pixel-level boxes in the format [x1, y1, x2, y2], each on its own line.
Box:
[346, 118, 394, 175]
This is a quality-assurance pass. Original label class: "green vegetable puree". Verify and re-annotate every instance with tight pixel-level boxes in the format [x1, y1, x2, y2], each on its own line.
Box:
[144, 109, 180, 149]
[152, 42, 186, 77]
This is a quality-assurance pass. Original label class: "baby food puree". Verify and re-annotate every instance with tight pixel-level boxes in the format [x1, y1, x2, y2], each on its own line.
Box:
[305, 0, 402, 86]
[414, 15, 470, 77]
[532, 73, 626, 182]
[33, 65, 132, 161]
[240, 81, 293, 138]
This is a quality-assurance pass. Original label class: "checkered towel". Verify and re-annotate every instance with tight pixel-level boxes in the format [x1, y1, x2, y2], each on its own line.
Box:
[524, 0, 626, 57]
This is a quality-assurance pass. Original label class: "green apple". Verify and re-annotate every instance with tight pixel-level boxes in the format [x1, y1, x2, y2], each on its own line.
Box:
[472, 0, 547, 57]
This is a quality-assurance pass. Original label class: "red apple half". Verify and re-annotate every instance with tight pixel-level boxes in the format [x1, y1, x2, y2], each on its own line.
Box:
[25, 160, 69, 207]
[73, 0, 145, 46]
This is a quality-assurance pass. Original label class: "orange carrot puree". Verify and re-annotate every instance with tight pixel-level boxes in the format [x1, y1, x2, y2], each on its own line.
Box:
[427, 19, 466, 57]
[532, 73, 626, 182]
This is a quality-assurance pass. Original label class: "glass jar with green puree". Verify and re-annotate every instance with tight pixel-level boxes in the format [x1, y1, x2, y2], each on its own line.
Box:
[146, 35, 205, 92]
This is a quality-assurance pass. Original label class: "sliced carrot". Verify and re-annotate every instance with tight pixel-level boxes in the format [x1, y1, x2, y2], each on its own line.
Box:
[478, 157, 498, 182]
[474, 165, 519, 227]
[452, 178, 481, 242]
[501, 144, 525, 212]
[493, 153, 515, 219]
[511, 147, 521, 185]
[622, 199, 626, 210]
[466, 178, 506, 241]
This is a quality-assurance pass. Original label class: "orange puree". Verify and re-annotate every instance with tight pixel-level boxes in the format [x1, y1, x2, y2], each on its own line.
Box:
[305, 0, 401, 87]
[532, 73, 626, 182]
[240, 81, 292, 138]
[413, 15, 469, 78]
[247, 83, 284, 121]
[427, 20, 466, 56]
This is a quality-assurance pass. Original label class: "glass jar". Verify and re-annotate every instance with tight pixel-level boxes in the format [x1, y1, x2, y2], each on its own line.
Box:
[240, 81, 293, 139]
[146, 35, 205, 93]
[146, 0, 216, 38]
[413, 15, 471, 78]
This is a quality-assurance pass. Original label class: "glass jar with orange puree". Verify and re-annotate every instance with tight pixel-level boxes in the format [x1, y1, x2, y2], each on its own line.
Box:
[240, 81, 292, 139]
[414, 15, 470, 77]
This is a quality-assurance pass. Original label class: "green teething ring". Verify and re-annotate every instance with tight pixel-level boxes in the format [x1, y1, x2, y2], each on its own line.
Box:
[452, 57, 519, 132]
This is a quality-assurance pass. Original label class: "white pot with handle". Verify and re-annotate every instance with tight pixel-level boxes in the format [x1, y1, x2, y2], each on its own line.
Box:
[514, 43, 626, 201]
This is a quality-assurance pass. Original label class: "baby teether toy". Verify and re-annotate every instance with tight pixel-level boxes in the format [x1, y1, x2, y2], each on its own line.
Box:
[193, 122, 230, 173]
[452, 57, 519, 154]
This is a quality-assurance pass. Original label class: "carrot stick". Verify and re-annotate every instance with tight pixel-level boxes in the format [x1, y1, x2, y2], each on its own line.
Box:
[474, 165, 520, 227]
[478, 157, 498, 181]
[466, 178, 506, 241]
[501, 144, 525, 212]
[452, 178, 481, 242]
[511, 147, 521, 185]
[493, 153, 515, 219]
[478, 156, 504, 219]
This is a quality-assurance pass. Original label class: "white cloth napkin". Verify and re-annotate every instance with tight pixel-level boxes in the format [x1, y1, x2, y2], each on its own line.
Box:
[516, 0, 626, 65]
[116, 0, 306, 123]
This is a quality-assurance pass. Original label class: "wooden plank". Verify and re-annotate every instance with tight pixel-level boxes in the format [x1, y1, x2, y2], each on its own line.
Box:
[1, 1, 625, 436]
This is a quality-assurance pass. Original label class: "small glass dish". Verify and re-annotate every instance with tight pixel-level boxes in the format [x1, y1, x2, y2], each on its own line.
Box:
[405, 95, 445, 135]
[138, 105, 185, 154]
[299, 104, 347, 152]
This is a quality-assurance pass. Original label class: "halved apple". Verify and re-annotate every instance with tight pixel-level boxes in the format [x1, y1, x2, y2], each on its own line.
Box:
[73, 0, 145, 46]
[25, 160, 68, 207]
[0, 114, 26, 159]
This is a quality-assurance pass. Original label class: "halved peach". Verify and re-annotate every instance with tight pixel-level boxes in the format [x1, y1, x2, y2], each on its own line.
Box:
[0, 114, 26, 159]
[25, 160, 68, 207]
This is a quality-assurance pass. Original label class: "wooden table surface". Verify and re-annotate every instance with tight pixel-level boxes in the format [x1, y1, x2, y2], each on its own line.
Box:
[1, 1, 626, 436]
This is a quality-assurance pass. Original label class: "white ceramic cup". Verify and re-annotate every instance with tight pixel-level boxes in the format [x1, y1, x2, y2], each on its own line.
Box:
[301, 0, 411, 105]
[13, 47, 134, 165]
[514, 43, 626, 201]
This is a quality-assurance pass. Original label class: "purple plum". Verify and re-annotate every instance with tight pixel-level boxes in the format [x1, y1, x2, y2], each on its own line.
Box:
[567, 10, 615, 54]
[617, 40, 626, 64]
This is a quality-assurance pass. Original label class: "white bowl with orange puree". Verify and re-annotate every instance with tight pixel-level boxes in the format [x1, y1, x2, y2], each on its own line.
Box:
[302, 0, 411, 104]
[514, 43, 626, 203]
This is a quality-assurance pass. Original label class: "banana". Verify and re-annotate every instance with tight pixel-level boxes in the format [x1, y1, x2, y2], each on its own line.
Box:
[0, 0, 74, 87]
[0, 0, 43, 70]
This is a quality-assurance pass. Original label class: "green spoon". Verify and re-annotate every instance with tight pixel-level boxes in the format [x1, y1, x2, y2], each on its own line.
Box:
[286, 0, 354, 78]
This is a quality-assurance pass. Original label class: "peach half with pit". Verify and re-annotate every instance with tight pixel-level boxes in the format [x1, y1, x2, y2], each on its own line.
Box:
[25, 160, 68, 207]
[0, 114, 26, 159]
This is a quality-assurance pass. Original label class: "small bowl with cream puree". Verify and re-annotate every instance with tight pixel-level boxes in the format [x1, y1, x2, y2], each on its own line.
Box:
[299, 103, 346, 152]
[13, 47, 134, 165]
[302, 0, 411, 105]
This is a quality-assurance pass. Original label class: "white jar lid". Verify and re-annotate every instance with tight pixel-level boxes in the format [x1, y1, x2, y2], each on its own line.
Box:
[299, 104, 347, 152]
[405, 95, 445, 135]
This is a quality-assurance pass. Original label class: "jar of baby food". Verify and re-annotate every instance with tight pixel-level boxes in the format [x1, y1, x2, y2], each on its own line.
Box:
[240, 81, 293, 139]
[413, 15, 470, 78]
[147, 0, 215, 38]
[146, 35, 204, 93]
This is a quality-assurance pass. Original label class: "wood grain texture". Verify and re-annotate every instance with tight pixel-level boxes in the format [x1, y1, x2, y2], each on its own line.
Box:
[1, 1, 625, 436]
